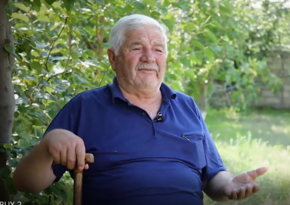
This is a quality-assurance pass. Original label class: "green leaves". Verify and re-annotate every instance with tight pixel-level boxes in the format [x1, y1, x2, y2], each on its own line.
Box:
[161, 18, 174, 31]
[0, 166, 11, 178]
[11, 12, 29, 22]
[180, 57, 191, 67]
[37, 14, 50, 22]
[219, 2, 232, 14]
[144, 0, 156, 7]
[96, 0, 105, 4]
[4, 44, 13, 53]
[45, 0, 57, 5]
[63, 0, 76, 11]
[203, 28, 218, 43]
[191, 40, 204, 50]
[33, 0, 41, 11]
[172, 2, 190, 11]
[4, 43, 22, 60]
[4, 178, 18, 195]
[134, 2, 147, 11]
[44, 0, 77, 11]
[53, 85, 67, 92]
[204, 47, 215, 62]
[14, 3, 30, 12]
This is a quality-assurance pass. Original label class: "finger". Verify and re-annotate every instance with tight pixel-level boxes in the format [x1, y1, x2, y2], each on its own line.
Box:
[75, 140, 86, 170]
[84, 164, 89, 170]
[247, 167, 268, 178]
[228, 190, 238, 200]
[49, 147, 61, 164]
[67, 145, 76, 170]
[252, 184, 260, 194]
[245, 185, 253, 198]
[255, 167, 268, 176]
[60, 148, 67, 167]
[237, 187, 246, 200]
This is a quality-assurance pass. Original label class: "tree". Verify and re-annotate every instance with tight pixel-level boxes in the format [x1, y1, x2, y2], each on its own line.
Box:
[0, 0, 15, 201]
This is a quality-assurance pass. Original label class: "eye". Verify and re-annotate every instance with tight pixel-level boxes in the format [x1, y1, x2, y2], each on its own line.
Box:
[155, 48, 163, 52]
[132, 47, 141, 51]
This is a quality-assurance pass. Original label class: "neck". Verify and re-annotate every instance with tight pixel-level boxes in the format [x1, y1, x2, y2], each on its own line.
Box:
[117, 82, 163, 119]
[119, 84, 162, 105]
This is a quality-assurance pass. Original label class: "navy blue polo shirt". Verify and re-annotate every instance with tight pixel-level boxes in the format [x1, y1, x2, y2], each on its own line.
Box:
[45, 77, 226, 205]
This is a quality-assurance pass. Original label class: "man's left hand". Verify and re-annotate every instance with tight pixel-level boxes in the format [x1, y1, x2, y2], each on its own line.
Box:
[222, 167, 268, 200]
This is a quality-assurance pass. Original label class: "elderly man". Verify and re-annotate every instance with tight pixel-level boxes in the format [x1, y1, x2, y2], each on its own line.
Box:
[13, 14, 267, 205]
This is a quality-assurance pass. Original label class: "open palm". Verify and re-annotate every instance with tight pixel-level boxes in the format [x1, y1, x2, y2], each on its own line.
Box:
[223, 167, 268, 200]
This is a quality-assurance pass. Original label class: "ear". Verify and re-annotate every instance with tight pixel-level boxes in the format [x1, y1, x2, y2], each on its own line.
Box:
[108, 49, 116, 71]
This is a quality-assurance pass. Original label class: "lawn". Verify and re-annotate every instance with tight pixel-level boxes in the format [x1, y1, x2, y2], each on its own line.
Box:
[203, 108, 290, 205]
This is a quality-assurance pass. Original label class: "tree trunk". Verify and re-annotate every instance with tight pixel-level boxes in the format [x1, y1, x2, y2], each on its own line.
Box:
[0, 0, 14, 201]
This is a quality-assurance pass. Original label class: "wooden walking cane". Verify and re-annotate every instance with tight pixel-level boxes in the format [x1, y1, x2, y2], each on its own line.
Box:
[73, 153, 94, 205]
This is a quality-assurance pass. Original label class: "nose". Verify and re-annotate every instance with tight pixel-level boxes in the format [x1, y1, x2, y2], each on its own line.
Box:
[140, 49, 155, 63]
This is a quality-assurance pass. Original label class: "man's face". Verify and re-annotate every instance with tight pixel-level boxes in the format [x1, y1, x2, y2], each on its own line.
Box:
[108, 27, 167, 91]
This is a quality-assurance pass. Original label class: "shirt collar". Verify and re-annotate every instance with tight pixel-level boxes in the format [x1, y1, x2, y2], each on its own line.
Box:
[108, 77, 176, 103]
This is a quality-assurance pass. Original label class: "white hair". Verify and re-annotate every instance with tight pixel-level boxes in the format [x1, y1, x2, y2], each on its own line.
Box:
[109, 14, 168, 55]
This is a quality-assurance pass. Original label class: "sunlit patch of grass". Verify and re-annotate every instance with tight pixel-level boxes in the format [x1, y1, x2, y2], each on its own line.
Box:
[205, 108, 290, 146]
[203, 108, 290, 205]
[271, 124, 290, 135]
[203, 133, 290, 205]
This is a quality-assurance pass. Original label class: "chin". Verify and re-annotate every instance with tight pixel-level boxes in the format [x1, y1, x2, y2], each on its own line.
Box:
[133, 77, 160, 88]
[135, 82, 157, 89]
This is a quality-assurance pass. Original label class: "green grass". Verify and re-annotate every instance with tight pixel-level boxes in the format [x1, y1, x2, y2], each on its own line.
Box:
[205, 107, 290, 146]
[203, 108, 290, 205]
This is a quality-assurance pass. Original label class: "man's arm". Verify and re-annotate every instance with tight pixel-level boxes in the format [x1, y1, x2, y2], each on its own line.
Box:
[202, 171, 232, 201]
[13, 137, 56, 193]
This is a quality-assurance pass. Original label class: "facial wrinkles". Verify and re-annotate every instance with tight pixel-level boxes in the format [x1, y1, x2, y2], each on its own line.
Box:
[128, 39, 164, 49]
[116, 29, 166, 83]
[125, 29, 165, 50]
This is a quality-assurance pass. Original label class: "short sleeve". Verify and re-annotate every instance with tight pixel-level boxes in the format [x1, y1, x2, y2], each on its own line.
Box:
[43, 96, 82, 182]
[192, 102, 227, 181]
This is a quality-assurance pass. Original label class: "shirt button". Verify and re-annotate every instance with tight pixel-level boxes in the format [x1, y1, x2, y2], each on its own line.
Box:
[142, 112, 146, 115]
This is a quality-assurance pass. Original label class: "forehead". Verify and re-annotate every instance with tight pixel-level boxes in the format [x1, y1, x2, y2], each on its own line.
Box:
[124, 28, 164, 45]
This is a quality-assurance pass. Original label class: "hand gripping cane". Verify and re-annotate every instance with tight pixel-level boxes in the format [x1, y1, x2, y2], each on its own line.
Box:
[73, 153, 94, 205]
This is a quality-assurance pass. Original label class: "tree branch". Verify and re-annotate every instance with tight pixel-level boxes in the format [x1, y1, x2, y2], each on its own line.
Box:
[45, 17, 69, 72]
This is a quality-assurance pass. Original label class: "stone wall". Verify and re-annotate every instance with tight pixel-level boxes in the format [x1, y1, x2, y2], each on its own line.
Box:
[255, 51, 290, 109]
[208, 50, 290, 109]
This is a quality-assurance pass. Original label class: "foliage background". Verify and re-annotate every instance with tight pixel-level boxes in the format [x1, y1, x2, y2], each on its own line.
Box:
[1, 0, 290, 204]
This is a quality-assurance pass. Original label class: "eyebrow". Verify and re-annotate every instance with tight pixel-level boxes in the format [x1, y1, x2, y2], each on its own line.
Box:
[154, 43, 165, 48]
[128, 41, 165, 49]
[129, 41, 142, 47]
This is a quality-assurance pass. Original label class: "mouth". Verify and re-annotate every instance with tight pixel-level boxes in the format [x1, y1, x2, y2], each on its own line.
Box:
[137, 69, 157, 73]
